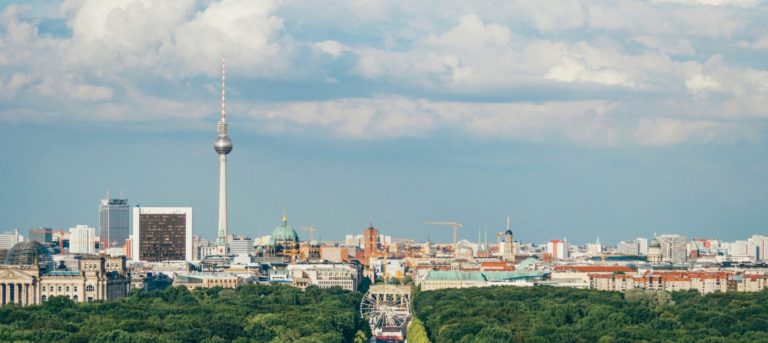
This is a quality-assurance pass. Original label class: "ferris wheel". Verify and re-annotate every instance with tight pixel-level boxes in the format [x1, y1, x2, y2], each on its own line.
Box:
[360, 285, 412, 330]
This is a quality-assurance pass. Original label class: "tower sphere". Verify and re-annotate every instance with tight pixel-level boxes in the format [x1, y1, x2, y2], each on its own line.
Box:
[214, 136, 233, 155]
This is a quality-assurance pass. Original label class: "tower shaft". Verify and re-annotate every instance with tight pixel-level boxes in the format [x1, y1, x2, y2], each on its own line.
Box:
[217, 154, 227, 246]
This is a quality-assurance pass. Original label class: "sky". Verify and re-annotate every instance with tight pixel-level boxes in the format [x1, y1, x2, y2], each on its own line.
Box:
[1, 0, 767, 245]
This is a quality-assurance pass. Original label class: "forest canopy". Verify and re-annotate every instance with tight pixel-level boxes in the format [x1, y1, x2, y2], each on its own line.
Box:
[414, 286, 768, 343]
[0, 285, 366, 343]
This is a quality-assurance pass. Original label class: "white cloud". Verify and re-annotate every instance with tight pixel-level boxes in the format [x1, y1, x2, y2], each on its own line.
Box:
[249, 96, 625, 144]
[546, 55, 635, 87]
[1, 1, 767, 146]
[313, 40, 344, 57]
[65, 83, 114, 101]
[685, 74, 721, 98]
[0, 73, 32, 100]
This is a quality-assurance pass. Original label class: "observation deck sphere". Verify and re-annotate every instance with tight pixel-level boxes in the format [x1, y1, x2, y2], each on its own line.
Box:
[214, 136, 233, 155]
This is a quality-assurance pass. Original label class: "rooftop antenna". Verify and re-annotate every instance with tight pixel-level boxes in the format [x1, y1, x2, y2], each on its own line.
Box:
[506, 216, 511, 232]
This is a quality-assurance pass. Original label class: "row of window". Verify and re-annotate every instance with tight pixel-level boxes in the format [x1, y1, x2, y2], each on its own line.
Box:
[41, 285, 95, 293]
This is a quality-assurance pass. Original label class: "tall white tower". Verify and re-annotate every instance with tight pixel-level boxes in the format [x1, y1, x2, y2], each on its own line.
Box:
[214, 56, 233, 253]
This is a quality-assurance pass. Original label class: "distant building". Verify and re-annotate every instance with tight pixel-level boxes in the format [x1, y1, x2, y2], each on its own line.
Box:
[636, 238, 649, 255]
[320, 246, 349, 263]
[590, 271, 731, 294]
[617, 241, 640, 256]
[0, 241, 129, 306]
[132, 207, 192, 262]
[362, 224, 380, 265]
[586, 239, 603, 256]
[502, 220, 515, 262]
[647, 239, 663, 263]
[69, 225, 97, 254]
[748, 235, 768, 261]
[99, 198, 130, 248]
[658, 234, 688, 264]
[173, 272, 244, 290]
[417, 270, 548, 291]
[0, 230, 22, 250]
[28, 227, 53, 244]
[287, 263, 359, 291]
[547, 240, 569, 260]
[230, 236, 254, 256]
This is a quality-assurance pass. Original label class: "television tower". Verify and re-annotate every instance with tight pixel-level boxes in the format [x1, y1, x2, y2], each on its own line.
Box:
[214, 56, 233, 253]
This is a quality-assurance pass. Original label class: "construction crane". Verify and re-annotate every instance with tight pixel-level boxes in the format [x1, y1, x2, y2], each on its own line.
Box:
[424, 221, 464, 246]
[299, 225, 317, 243]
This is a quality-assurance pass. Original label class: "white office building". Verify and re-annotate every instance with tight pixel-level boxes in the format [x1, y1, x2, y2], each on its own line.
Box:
[69, 225, 97, 254]
[0, 229, 22, 250]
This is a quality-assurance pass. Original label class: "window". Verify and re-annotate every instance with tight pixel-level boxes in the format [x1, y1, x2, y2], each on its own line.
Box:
[86, 285, 94, 292]
[41, 295, 47, 302]
[66, 286, 70, 292]
[74, 286, 78, 292]
[73, 295, 78, 302]
[58, 286, 61, 292]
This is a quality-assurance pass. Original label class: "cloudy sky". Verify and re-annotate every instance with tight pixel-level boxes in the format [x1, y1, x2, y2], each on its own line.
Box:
[1, 0, 767, 244]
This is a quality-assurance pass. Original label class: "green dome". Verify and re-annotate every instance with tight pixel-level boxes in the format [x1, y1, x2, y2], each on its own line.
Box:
[270, 214, 299, 244]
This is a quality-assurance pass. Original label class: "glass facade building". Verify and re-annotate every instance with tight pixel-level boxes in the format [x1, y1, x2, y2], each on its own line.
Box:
[99, 199, 130, 248]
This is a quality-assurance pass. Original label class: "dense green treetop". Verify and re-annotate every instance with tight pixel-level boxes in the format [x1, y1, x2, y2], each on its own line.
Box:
[414, 286, 768, 343]
[0, 285, 365, 343]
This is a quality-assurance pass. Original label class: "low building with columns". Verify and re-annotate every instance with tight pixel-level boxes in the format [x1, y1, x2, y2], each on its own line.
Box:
[0, 241, 130, 306]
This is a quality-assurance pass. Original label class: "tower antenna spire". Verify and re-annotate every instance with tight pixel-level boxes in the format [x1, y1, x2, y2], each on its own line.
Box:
[221, 55, 226, 122]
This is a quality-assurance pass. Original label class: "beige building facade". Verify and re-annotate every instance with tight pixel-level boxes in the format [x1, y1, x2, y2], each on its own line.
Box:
[1, 254, 130, 306]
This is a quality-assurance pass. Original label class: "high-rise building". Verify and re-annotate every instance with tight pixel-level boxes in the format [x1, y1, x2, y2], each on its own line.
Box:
[132, 207, 192, 262]
[636, 238, 649, 255]
[547, 239, 569, 260]
[0, 229, 22, 250]
[69, 225, 96, 254]
[28, 227, 53, 244]
[658, 234, 688, 264]
[213, 57, 233, 254]
[362, 224, 379, 265]
[99, 198, 130, 248]
[502, 217, 515, 262]
[749, 235, 768, 261]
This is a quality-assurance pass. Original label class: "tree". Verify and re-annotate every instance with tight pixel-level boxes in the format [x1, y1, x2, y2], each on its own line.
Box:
[407, 317, 430, 343]
[353, 330, 368, 343]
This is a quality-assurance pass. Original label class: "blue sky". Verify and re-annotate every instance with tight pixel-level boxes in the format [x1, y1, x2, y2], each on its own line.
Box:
[1, 0, 767, 244]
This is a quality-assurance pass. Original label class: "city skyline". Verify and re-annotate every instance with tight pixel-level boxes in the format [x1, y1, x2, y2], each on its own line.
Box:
[1, 1, 768, 243]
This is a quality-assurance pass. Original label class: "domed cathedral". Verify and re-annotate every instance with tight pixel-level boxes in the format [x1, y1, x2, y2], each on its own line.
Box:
[267, 213, 301, 261]
[647, 238, 663, 263]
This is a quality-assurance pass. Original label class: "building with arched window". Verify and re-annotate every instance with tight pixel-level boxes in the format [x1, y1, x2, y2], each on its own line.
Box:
[0, 241, 130, 306]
